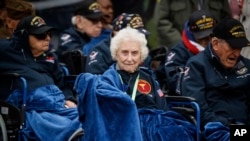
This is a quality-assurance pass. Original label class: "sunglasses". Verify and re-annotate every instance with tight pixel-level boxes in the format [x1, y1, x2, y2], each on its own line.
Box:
[32, 32, 51, 40]
[87, 18, 102, 24]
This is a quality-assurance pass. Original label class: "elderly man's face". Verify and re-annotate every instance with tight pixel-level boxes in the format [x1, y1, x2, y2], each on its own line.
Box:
[115, 40, 142, 73]
[212, 37, 242, 69]
[76, 15, 103, 37]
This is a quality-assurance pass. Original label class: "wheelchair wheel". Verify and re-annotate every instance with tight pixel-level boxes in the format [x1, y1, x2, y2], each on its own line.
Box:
[0, 114, 8, 141]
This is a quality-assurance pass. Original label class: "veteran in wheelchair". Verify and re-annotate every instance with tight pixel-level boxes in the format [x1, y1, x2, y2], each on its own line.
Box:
[75, 27, 200, 141]
[0, 14, 201, 141]
[0, 15, 83, 141]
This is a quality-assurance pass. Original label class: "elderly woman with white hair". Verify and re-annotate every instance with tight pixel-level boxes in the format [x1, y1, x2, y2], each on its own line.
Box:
[75, 27, 196, 141]
[108, 27, 168, 109]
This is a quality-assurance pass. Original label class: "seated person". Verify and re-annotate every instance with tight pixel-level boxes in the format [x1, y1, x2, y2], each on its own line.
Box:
[164, 10, 216, 95]
[82, 0, 114, 56]
[85, 13, 150, 74]
[0, 15, 82, 140]
[57, 0, 104, 60]
[75, 27, 196, 141]
[181, 17, 250, 141]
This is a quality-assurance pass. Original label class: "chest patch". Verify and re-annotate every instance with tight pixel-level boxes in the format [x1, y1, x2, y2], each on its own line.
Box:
[45, 56, 55, 64]
[236, 67, 248, 75]
[60, 34, 71, 41]
[137, 79, 151, 94]
[89, 51, 98, 60]
[167, 52, 175, 61]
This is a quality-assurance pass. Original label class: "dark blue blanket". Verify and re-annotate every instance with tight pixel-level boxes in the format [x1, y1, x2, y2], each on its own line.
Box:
[139, 108, 196, 141]
[7, 85, 82, 141]
[202, 122, 230, 141]
[75, 73, 143, 141]
[75, 65, 196, 141]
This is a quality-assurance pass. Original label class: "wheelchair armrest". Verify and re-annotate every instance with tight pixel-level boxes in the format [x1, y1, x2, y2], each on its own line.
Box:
[0, 73, 21, 80]
[165, 95, 196, 102]
[59, 62, 67, 67]
[149, 46, 168, 61]
[166, 95, 196, 119]
[171, 106, 194, 113]
[165, 95, 201, 141]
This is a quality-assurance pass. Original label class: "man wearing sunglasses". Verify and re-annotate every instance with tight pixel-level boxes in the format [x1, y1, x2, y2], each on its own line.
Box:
[0, 15, 83, 140]
[57, 0, 104, 63]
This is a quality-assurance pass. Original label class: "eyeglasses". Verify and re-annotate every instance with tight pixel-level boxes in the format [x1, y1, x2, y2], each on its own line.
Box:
[86, 18, 102, 24]
[32, 32, 51, 40]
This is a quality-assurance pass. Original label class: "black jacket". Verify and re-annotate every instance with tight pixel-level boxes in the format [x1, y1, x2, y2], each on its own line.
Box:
[182, 44, 250, 128]
[0, 30, 75, 102]
[117, 67, 168, 111]
[57, 26, 91, 61]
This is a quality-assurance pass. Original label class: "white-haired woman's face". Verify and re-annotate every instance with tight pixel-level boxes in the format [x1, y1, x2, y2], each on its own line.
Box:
[115, 40, 142, 73]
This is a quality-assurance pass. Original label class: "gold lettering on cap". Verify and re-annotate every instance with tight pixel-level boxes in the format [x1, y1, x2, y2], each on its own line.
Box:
[89, 2, 100, 11]
[30, 16, 45, 27]
[230, 25, 246, 38]
[195, 17, 213, 25]
[195, 17, 214, 30]
[129, 16, 144, 29]
[230, 25, 242, 32]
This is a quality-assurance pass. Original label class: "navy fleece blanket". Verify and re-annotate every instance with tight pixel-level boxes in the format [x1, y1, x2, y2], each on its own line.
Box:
[75, 72, 196, 141]
[75, 73, 143, 141]
[6, 85, 82, 141]
[202, 122, 230, 141]
[138, 108, 196, 141]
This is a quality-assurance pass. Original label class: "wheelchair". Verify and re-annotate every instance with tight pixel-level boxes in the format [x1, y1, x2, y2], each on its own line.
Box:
[0, 73, 83, 141]
[0, 73, 27, 141]
[149, 46, 201, 141]
[165, 95, 200, 141]
[58, 46, 201, 141]
[60, 49, 87, 75]
[62, 70, 201, 141]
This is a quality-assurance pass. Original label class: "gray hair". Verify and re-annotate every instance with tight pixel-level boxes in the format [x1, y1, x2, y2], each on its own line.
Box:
[110, 27, 149, 62]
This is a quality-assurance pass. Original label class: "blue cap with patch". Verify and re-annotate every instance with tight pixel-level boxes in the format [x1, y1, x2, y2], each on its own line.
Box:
[112, 13, 150, 35]
[188, 10, 216, 39]
[74, 0, 103, 20]
[16, 15, 54, 34]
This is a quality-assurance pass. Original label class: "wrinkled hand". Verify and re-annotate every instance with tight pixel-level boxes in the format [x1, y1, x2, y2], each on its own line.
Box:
[65, 100, 77, 108]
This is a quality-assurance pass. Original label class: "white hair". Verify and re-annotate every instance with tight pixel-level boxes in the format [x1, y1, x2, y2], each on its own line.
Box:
[110, 27, 149, 62]
[71, 16, 77, 25]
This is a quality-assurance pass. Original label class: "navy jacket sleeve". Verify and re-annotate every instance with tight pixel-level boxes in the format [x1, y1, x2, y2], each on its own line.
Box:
[181, 56, 229, 127]
[85, 39, 114, 74]
[165, 43, 193, 94]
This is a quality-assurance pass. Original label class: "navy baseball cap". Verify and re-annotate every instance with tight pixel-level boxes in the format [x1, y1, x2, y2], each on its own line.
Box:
[112, 13, 150, 35]
[188, 10, 216, 39]
[16, 15, 54, 34]
[74, 0, 103, 20]
[212, 17, 250, 48]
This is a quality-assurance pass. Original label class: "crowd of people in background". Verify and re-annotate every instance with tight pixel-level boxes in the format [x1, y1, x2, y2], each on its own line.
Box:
[1, 0, 250, 141]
